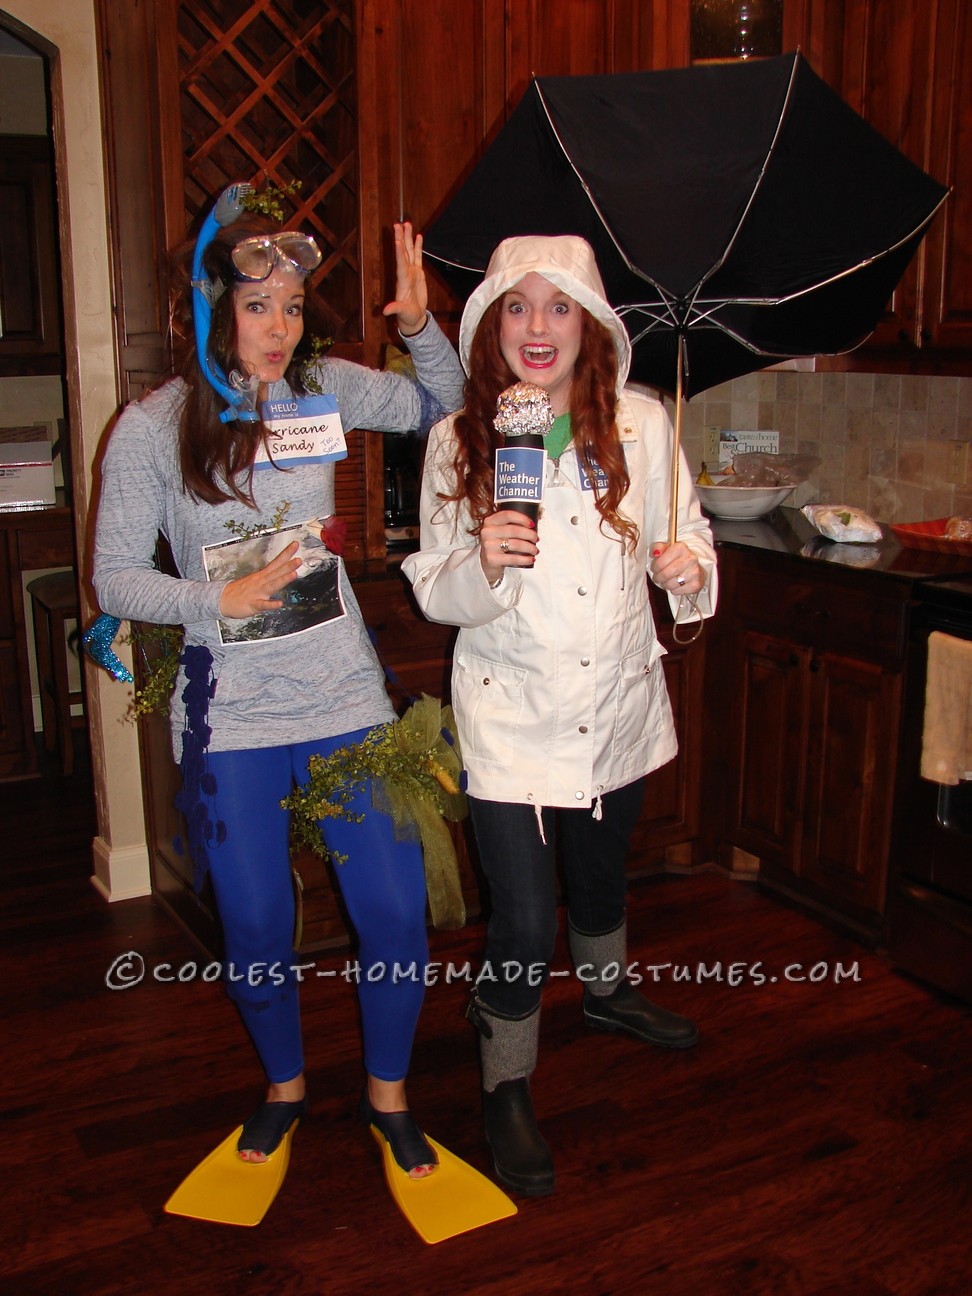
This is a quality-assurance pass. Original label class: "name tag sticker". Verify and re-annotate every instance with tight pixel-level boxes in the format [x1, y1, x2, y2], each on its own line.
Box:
[494, 446, 545, 505]
[256, 394, 348, 468]
[579, 460, 609, 493]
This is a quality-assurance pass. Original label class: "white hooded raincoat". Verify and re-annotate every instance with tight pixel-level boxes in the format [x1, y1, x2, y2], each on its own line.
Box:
[402, 236, 717, 812]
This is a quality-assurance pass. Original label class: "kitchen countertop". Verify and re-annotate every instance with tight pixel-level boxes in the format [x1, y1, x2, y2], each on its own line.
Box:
[709, 507, 972, 586]
[352, 506, 972, 590]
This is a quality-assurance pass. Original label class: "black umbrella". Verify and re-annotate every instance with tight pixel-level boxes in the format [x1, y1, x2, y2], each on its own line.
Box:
[425, 53, 947, 548]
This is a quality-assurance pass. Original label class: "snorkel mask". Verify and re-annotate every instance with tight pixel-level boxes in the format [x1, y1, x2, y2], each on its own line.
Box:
[190, 185, 322, 423]
[231, 231, 322, 281]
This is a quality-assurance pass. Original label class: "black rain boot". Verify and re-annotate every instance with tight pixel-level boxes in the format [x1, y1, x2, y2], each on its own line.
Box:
[467, 996, 555, 1196]
[569, 919, 699, 1049]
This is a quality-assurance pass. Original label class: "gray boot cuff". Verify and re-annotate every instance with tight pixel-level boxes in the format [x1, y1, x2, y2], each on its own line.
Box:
[568, 918, 627, 998]
[468, 997, 540, 1093]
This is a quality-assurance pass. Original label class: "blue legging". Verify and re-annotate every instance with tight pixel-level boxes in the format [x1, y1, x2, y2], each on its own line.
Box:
[201, 729, 428, 1084]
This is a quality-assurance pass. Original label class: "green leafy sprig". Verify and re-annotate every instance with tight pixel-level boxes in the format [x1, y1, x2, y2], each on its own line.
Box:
[123, 624, 184, 722]
[224, 500, 291, 541]
[283, 714, 463, 853]
[123, 502, 295, 722]
[301, 335, 335, 395]
[241, 179, 303, 224]
[283, 696, 469, 929]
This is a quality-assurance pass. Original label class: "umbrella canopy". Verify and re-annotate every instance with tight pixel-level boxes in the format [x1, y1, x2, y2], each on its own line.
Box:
[425, 52, 948, 399]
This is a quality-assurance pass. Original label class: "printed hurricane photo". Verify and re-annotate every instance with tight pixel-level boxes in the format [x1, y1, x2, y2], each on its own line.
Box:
[202, 518, 346, 645]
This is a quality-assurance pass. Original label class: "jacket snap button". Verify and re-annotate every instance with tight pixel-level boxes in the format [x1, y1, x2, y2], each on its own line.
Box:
[483, 677, 490, 685]
[570, 516, 580, 525]
[577, 586, 588, 596]
[579, 724, 588, 734]
[575, 791, 585, 800]
[580, 657, 590, 666]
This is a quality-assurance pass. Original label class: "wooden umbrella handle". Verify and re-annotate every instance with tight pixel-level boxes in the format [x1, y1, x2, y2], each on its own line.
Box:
[668, 333, 684, 547]
[669, 333, 704, 643]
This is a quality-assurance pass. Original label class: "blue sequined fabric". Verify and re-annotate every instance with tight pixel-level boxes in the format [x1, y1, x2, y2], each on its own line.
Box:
[80, 613, 134, 683]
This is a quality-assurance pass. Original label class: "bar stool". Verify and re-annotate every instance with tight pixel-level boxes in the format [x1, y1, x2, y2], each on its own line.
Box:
[26, 570, 85, 775]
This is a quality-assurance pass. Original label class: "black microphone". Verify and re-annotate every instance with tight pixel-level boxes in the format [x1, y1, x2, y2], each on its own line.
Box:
[493, 382, 553, 527]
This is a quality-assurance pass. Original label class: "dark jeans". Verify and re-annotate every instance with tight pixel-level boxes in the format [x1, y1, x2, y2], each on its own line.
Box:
[468, 778, 645, 1017]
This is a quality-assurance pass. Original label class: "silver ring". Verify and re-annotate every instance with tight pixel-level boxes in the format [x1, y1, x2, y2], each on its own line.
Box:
[677, 575, 686, 586]
[500, 538, 510, 553]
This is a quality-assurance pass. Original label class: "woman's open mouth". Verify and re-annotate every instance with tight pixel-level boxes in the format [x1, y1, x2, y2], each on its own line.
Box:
[520, 345, 557, 370]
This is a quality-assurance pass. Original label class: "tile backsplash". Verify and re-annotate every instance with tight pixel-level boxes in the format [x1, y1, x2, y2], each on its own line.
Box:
[662, 370, 972, 524]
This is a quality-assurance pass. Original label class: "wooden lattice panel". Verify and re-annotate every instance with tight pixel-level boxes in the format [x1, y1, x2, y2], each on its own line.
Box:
[176, 0, 360, 342]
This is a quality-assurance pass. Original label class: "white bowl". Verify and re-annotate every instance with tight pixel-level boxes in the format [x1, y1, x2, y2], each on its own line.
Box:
[694, 483, 792, 520]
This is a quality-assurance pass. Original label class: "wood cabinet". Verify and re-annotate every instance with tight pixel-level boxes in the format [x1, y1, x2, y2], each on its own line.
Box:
[832, 0, 972, 368]
[629, 585, 708, 872]
[711, 547, 909, 933]
[0, 135, 63, 377]
[365, 0, 841, 326]
[920, 0, 972, 356]
[94, 1, 972, 569]
[365, 0, 661, 333]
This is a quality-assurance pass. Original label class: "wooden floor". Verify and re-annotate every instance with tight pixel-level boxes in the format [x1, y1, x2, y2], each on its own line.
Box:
[3, 732, 971, 1296]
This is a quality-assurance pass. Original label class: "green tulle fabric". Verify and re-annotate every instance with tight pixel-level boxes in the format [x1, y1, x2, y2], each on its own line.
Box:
[283, 695, 468, 930]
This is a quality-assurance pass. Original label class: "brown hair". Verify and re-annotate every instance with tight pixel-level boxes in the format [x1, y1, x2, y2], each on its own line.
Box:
[441, 296, 638, 549]
[168, 212, 324, 506]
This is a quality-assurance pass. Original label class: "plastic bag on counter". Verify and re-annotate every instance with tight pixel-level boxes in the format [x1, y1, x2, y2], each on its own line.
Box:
[728, 452, 820, 487]
[801, 504, 883, 544]
[800, 535, 883, 567]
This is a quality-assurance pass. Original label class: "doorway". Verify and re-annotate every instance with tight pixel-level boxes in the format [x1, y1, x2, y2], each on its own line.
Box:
[0, 24, 81, 770]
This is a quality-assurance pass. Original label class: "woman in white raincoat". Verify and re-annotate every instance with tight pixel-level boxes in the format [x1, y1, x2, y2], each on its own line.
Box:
[402, 235, 717, 1196]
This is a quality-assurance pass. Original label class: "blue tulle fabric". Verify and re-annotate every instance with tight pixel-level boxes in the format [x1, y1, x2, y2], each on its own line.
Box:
[172, 644, 225, 891]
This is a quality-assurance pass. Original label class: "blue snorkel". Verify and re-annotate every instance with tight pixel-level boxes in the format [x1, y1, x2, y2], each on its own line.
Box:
[191, 183, 260, 423]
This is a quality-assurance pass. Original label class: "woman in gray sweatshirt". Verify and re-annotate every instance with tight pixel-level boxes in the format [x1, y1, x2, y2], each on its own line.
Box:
[93, 201, 464, 1179]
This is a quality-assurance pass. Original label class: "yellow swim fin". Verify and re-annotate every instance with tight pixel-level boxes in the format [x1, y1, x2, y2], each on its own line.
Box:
[368, 1126, 517, 1245]
[164, 1120, 298, 1227]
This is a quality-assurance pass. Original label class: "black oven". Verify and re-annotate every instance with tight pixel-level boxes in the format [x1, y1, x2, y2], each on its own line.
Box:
[886, 576, 972, 1003]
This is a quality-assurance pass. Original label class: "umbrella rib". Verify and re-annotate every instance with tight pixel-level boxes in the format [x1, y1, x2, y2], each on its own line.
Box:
[623, 193, 948, 325]
[691, 54, 802, 296]
[621, 315, 767, 358]
[535, 84, 660, 292]
[617, 281, 715, 332]
[743, 201, 950, 307]
[696, 201, 949, 315]
[618, 298, 681, 329]
[619, 293, 728, 331]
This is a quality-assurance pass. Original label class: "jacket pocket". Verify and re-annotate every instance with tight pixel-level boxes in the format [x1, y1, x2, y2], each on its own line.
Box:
[612, 641, 667, 765]
[453, 651, 527, 766]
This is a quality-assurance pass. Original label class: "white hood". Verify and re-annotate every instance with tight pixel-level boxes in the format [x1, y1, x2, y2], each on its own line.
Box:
[458, 235, 632, 394]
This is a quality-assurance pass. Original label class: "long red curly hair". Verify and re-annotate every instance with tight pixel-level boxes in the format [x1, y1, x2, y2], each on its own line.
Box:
[439, 295, 638, 550]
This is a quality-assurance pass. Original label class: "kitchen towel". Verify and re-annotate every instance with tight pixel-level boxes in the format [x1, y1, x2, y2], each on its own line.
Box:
[921, 631, 972, 784]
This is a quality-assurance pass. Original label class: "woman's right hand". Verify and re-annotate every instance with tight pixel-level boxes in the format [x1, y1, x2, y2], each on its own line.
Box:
[480, 509, 539, 585]
[218, 541, 301, 618]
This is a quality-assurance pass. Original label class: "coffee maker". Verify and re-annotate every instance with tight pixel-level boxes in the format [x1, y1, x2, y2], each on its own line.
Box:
[383, 431, 421, 547]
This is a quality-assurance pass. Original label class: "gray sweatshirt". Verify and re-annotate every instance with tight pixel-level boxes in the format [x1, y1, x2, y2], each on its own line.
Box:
[93, 317, 464, 753]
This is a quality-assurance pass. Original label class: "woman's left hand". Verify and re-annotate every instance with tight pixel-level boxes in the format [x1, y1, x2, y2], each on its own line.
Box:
[651, 541, 706, 596]
[382, 221, 428, 336]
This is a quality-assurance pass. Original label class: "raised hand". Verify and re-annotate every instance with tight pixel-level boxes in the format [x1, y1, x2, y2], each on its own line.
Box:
[382, 221, 428, 335]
